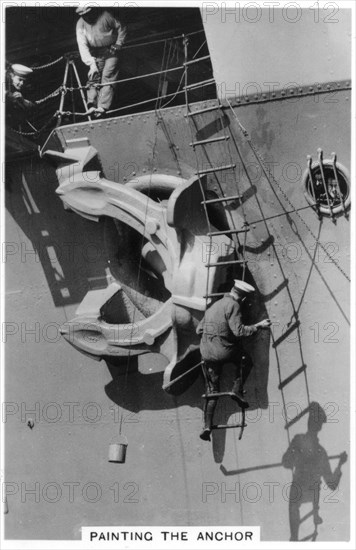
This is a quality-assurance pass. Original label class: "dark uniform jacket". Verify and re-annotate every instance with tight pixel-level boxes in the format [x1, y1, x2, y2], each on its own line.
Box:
[6, 88, 35, 128]
[196, 293, 257, 363]
[5, 77, 37, 159]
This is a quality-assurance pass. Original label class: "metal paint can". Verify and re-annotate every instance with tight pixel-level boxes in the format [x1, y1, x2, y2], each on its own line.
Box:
[108, 436, 128, 463]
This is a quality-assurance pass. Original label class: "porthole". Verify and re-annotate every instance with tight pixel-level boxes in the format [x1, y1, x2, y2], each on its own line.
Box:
[303, 159, 350, 216]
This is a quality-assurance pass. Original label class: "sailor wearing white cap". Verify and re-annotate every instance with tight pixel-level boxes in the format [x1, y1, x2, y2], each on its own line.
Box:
[11, 64, 33, 77]
[232, 279, 255, 294]
[6, 63, 35, 129]
[196, 280, 271, 441]
[75, 5, 94, 16]
[9, 64, 33, 92]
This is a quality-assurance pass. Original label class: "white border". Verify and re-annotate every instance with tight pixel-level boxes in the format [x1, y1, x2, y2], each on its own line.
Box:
[1, 1, 355, 549]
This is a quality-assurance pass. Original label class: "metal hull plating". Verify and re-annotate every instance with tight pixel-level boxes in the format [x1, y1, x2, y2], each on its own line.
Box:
[4, 5, 351, 543]
[5, 82, 350, 541]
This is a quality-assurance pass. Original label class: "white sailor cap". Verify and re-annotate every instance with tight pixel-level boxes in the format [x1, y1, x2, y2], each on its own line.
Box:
[233, 279, 255, 294]
[76, 5, 94, 15]
[11, 64, 33, 78]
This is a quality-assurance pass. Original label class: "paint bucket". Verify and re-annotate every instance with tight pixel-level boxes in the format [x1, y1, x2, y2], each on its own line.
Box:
[108, 435, 128, 463]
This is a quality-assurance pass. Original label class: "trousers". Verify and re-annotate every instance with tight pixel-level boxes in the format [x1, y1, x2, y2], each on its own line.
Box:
[202, 353, 253, 431]
[87, 52, 120, 111]
[204, 351, 252, 392]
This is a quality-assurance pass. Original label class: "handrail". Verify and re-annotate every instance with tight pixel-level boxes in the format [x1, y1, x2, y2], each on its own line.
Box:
[27, 29, 205, 70]
[57, 79, 215, 117]
[30, 54, 211, 101]
[8, 35, 211, 135]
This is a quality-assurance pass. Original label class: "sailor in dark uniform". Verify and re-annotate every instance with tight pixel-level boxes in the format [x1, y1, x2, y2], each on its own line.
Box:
[6, 64, 35, 128]
[196, 279, 271, 441]
[5, 64, 37, 161]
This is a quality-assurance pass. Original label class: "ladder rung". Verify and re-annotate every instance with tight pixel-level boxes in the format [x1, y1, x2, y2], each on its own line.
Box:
[202, 194, 241, 204]
[207, 227, 250, 236]
[272, 320, 300, 348]
[190, 136, 229, 147]
[284, 407, 309, 430]
[206, 259, 247, 267]
[187, 104, 222, 116]
[278, 364, 307, 390]
[202, 391, 238, 399]
[212, 423, 247, 430]
[183, 55, 210, 66]
[184, 78, 215, 90]
[197, 164, 236, 176]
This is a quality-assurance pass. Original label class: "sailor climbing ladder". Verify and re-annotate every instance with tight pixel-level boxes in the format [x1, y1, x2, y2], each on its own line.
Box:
[182, 36, 250, 438]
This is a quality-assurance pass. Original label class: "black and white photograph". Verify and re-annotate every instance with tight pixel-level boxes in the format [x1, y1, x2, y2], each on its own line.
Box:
[1, 1, 354, 548]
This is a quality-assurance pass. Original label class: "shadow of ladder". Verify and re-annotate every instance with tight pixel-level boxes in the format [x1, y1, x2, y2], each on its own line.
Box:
[272, 320, 311, 440]
[273, 322, 315, 539]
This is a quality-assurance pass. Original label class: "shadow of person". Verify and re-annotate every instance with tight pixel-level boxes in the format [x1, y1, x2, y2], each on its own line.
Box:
[282, 402, 347, 541]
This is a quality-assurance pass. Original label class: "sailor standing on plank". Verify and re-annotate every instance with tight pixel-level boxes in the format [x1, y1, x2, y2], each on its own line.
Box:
[76, 6, 126, 118]
[196, 280, 271, 441]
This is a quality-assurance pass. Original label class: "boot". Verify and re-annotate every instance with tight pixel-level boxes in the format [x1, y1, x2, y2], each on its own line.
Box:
[231, 378, 249, 408]
[199, 427, 211, 441]
[199, 398, 217, 441]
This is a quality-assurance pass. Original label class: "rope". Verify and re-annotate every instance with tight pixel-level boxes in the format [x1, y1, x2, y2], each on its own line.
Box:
[114, 108, 163, 434]
[159, 72, 185, 109]
[26, 120, 38, 132]
[16, 30, 203, 74]
[183, 35, 214, 310]
[191, 39, 207, 60]
[9, 127, 38, 137]
[155, 39, 169, 112]
[57, 110, 89, 117]
[226, 98, 350, 282]
[248, 204, 313, 225]
[35, 86, 63, 104]
[24, 52, 209, 120]
[90, 80, 213, 115]
[10, 114, 57, 136]
[210, 90, 250, 280]
[123, 29, 204, 50]
[91, 62, 185, 89]
[162, 361, 203, 390]
[31, 56, 64, 70]
[157, 40, 208, 110]
[17, 29, 203, 74]
[7, 36, 209, 140]
[157, 35, 206, 110]
[32, 55, 206, 98]
[182, 36, 248, 288]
